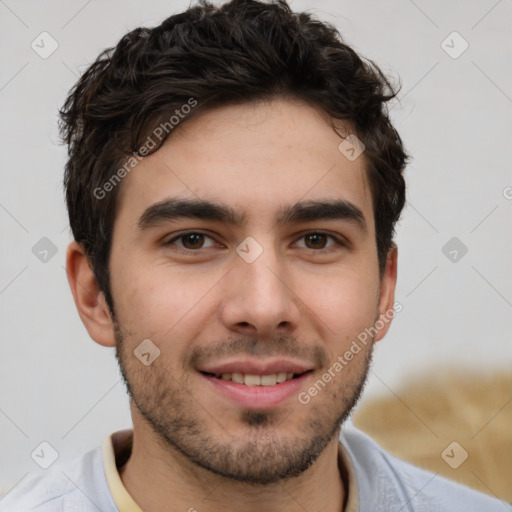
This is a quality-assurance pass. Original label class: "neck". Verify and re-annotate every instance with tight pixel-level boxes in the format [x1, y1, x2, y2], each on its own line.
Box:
[119, 417, 346, 512]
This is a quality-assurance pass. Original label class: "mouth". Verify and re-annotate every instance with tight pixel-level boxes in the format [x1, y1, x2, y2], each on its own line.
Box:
[201, 371, 307, 386]
[197, 360, 314, 409]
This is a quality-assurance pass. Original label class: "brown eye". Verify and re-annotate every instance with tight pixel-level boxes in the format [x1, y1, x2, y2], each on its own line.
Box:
[294, 232, 343, 253]
[166, 232, 217, 252]
[304, 233, 329, 249]
[182, 233, 205, 249]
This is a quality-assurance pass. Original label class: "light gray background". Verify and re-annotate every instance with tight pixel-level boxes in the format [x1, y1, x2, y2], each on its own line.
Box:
[1, 0, 511, 495]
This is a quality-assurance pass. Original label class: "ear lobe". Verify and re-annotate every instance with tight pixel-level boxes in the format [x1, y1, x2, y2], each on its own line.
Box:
[65, 241, 116, 347]
[374, 245, 398, 343]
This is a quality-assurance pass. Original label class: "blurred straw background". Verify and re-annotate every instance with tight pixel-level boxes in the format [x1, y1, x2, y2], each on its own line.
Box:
[354, 370, 512, 503]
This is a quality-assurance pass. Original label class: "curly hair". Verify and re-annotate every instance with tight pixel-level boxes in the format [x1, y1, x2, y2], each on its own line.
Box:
[60, 0, 408, 312]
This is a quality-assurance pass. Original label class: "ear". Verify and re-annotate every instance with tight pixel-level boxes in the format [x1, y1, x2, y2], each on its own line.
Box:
[65, 241, 116, 347]
[374, 244, 398, 342]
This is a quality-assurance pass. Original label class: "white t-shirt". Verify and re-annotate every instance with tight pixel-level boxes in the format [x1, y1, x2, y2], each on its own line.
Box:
[0, 425, 507, 511]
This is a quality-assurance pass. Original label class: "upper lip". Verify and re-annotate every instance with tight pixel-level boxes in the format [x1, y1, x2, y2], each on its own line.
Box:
[198, 358, 314, 376]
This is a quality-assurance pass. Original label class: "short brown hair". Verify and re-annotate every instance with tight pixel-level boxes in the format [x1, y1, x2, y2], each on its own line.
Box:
[60, 0, 408, 312]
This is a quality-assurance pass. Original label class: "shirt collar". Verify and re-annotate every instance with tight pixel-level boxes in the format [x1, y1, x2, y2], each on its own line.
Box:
[102, 430, 142, 512]
[102, 429, 359, 512]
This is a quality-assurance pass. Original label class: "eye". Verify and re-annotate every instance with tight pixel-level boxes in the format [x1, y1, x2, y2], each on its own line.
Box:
[166, 231, 218, 252]
[294, 232, 343, 252]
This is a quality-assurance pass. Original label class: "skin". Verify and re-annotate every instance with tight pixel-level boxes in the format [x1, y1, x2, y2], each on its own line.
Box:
[66, 98, 397, 512]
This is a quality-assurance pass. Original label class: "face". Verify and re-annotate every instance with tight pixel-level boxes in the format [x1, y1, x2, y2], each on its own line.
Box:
[108, 98, 396, 484]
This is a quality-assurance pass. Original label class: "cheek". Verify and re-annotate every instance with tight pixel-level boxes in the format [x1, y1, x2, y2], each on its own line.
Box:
[110, 261, 217, 346]
[300, 268, 379, 343]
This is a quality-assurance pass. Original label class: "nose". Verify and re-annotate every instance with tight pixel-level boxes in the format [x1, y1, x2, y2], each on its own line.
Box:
[219, 243, 301, 338]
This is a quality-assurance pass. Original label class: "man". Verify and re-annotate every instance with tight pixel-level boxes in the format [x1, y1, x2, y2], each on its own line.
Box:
[1, 0, 505, 510]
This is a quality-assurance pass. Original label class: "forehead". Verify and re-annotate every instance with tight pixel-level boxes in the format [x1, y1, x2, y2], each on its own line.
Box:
[115, 98, 374, 231]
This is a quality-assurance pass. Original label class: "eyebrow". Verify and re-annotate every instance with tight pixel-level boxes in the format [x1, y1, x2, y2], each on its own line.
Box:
[137, 197, 367, 231]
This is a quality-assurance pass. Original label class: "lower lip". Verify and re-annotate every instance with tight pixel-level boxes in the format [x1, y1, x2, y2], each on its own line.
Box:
[201, 372, 311, 409]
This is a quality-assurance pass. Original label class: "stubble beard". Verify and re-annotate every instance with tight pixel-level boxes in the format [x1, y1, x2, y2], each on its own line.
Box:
[114, 323, 373, 485]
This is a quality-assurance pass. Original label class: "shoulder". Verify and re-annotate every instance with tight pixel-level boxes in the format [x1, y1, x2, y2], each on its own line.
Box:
[340, 424, 508, 512]
[0, 445, 117, 512]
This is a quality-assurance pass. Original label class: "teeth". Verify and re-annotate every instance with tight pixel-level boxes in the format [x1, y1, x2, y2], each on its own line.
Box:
[217, 372, 296, 385]
[232, 373, 244, 384]
[244, 374, 261, 386]
[260, 374, 277, 386]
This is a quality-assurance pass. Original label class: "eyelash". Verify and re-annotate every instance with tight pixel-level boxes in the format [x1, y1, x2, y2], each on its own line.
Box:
[165, 231, 345, 255]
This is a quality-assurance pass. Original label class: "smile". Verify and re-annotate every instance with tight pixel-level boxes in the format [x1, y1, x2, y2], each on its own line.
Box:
[203, 371, 298, 386]
[200, 369, 313, 409]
